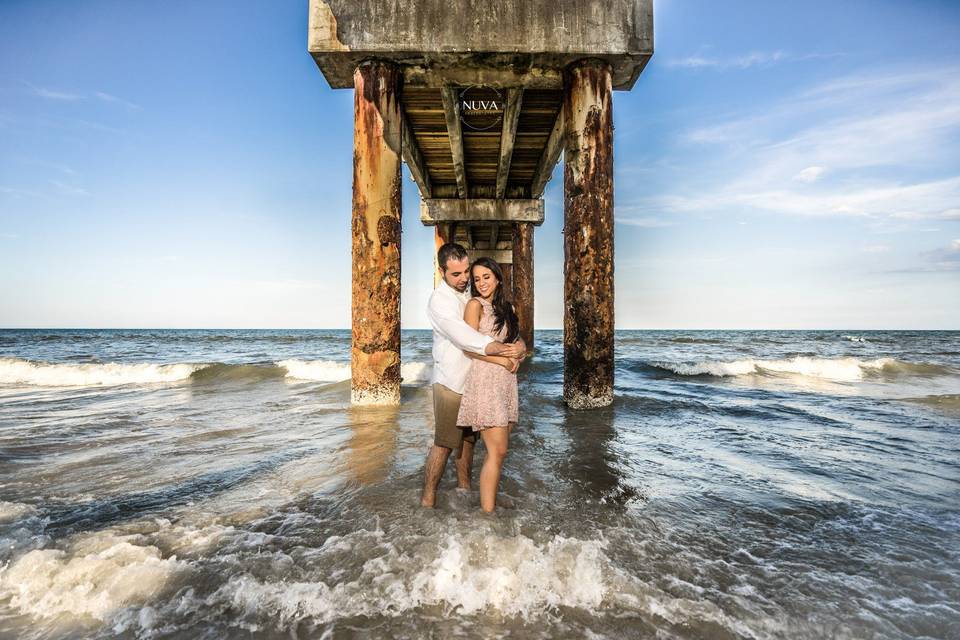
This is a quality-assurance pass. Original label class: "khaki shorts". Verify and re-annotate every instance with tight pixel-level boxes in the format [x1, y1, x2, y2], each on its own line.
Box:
[433, 383, 478, 449]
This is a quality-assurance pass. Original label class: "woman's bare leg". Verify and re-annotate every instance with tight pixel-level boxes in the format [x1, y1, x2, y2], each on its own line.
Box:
[479, 426, 509, 513]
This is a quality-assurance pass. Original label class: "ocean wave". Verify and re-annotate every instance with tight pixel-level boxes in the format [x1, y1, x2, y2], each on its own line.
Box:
[902, 394, 960, 413]
[664, 337, 725, 345]
[0, 531, 186, 621]
[0, 358, 202, 387]
[195, 530, 610, 625]
[278, 359, 431, 385]
[0, 358, 433, 388]
[0, 501, 37, 523]
[652, 356, 952, 382]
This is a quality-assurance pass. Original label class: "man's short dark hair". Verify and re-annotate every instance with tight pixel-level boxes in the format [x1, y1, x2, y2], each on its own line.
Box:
[437, 242, 468, 271]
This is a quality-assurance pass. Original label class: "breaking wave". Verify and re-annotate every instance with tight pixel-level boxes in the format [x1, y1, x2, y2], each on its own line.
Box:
[0, 358, 432, 388]
[652, 356, 952, 382]
[203, 531, 612, 626]
[0, 358, 202, 387]
[277, 360, 431, 384]
[902, 394, 960, 413]
[0, 532, 186, 622]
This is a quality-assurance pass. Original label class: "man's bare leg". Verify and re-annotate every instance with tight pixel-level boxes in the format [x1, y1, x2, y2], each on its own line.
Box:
[455, 438, 475, 489]
[421, 444, 452, 507]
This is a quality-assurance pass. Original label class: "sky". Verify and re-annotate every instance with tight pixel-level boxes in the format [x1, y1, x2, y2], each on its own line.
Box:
[0, 0, 958, 329]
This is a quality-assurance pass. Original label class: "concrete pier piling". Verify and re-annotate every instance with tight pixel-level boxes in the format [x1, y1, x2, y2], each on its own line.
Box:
[351, 60, 403, 406]
[562, 60, 615, 409]
[310, 1, 652, 408]
[512, 222, 535, 352]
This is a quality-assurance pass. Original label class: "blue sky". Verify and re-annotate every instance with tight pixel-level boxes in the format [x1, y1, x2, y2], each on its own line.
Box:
[1, 0, 958, 329]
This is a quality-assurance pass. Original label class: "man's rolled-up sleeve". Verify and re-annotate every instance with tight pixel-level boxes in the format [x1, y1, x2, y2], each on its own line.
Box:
[427, 293, 493, 355]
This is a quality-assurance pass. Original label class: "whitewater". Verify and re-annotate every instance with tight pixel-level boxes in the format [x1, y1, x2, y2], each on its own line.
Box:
[0, 329, 958, 639]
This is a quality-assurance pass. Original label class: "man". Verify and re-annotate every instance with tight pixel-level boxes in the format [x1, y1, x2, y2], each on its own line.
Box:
[421, 242, 526, 508]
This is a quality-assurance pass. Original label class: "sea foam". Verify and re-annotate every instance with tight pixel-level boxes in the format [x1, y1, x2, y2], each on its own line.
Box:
[0, 532, 185, 621]
[656, 356, 948, 382]
[0, 358, 201, 387]
[278, 359, 431, 385]
[205, 531, 610, 625]
[0, 358, 433, 388]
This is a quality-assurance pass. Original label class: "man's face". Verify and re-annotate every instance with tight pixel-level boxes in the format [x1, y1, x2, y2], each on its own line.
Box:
[442, 256, 470, 292]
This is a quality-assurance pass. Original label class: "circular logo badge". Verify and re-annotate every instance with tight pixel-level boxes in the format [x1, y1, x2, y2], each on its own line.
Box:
[459, 85, 504, 131]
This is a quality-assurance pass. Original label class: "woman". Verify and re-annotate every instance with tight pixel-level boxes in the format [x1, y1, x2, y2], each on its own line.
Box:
[456, 257, 521, 513]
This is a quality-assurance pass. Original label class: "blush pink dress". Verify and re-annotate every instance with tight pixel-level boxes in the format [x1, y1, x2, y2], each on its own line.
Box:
[456, 297, 519, 430]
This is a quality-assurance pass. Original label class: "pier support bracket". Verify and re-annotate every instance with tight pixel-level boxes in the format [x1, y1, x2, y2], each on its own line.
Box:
[351, 60, 402, 406]
[562, 59, 615, 409]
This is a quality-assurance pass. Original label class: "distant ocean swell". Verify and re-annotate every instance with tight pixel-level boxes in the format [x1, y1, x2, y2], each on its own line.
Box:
[0, 358, 431, 388]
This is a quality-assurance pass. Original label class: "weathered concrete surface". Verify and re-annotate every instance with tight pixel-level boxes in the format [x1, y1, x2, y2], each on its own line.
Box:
[500, 263, 513, 301]
[309, 0, 653, 90]
[401, 112, 431, 198]
[531, 110, 565, 198]
[440, 87, 469, 198]
[352, 61, 402, 406]
[562, 59, 614, 409]
[512, 222, 535, 353]
[420, 199, 544, 225]
[432, 223, 448, 288]
[496, 88, 523, 199]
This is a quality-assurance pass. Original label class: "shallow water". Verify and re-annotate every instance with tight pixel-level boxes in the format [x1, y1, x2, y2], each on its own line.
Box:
[0, 329, 958, 639]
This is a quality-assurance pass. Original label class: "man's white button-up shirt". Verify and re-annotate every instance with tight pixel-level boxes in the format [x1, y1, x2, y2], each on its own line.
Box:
[427, 280, 493, 394]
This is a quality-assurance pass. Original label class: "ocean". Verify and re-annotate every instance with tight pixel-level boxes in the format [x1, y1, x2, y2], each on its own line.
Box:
[0, 329, 958, 639]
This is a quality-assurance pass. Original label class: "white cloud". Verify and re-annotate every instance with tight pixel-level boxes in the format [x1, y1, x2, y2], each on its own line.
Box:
[667, 50, 785, 70]
[862, 244, 890, 253]
[912, 239, 960, 272]
[49, 180, 90, 197]
[655, 67, 960, 220]
[646, 175, 960, 219]
[94, 91, 141, 110]
[21, 82, 140, 110]
[667, 50, 841, 71]
[23, 82, 82, 101]
[616, 215, 672, 228]
[794, 166, 826, 183]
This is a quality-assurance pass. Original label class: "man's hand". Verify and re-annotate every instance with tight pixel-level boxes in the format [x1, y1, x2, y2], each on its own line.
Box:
[515, 338, 528, 359]
[505, 357, 520, 373]
[502, 342, 525, 359]
[485, 340, 527, 359]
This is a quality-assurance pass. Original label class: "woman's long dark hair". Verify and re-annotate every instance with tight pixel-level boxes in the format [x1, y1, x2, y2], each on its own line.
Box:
[469, 257, 519, 344]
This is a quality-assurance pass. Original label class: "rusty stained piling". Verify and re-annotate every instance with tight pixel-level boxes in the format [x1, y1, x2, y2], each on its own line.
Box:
[562, 59, 614, 409]
[351, 60, 403, 406]
[432, 223, 449, 289]
[512, 222, 535, 353]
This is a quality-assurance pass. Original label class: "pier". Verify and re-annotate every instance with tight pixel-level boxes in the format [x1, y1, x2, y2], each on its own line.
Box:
[308, 0, 654, 408]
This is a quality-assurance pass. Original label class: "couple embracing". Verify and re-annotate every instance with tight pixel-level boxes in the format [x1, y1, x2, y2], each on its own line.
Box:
[420, 242, 527, 513]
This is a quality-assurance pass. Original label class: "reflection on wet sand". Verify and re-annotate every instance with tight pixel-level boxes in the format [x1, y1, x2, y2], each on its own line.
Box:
[344, 405, 399, 486]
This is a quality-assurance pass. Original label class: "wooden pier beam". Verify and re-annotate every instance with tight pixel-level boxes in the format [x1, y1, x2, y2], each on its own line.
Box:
[562, 59, 614, 409]
[512, 222, 535, 353]
[351, 60, 402, 406]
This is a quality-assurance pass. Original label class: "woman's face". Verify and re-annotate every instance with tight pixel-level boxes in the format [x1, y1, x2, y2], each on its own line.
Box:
[472, 265, 499, 299]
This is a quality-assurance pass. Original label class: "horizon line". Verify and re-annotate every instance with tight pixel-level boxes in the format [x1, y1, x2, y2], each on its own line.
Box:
[0, 327, 957, 332]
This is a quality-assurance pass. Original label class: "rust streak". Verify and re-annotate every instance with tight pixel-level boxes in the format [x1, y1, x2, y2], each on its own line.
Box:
[562, 59, 614, 409]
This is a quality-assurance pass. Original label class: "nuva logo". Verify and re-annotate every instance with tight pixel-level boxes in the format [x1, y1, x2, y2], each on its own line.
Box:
[459, 85, 504, 131]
